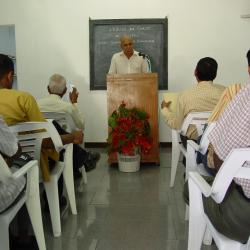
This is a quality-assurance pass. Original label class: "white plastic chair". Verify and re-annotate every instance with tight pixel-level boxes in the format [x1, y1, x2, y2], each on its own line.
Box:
[42, 111, 87, 185]
[186, 122, 216, 181]
[0, 155, 46, 250]
[9, 121, 77, 237]
[184, 122, 216, 220]
[188, 147, 250, 250]
[41, 111, 78, 133]
[170, 111, 211, 187]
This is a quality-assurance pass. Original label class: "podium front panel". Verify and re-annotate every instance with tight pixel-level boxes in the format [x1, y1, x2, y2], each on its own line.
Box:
[107, 73, 159, 164]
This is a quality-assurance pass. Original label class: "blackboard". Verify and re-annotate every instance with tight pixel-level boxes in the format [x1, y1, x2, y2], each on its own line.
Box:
[89, 18, 168, 90]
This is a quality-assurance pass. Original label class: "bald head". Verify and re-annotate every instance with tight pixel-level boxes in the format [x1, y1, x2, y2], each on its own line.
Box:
[120, 35, 134, 58]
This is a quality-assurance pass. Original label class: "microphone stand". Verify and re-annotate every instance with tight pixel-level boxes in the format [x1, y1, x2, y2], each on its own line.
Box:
[139, 52, 152, 73]
[145, 57, 152, 73]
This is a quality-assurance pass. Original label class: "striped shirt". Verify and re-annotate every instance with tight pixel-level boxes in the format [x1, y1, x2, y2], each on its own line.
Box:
[208, 83, 242, 123]
[161, 81, 225, 139]
[208, 84, 250, 198]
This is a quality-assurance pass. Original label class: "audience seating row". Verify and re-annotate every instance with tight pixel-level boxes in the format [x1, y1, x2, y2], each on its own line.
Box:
[0, 112, 86, 250]
[171, 112, 250, 249]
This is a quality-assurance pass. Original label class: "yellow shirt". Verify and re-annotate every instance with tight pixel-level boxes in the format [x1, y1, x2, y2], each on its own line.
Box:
[0, 89, 45, 125]
[161, 81, 225, 139]
[0, 89, 58, 181]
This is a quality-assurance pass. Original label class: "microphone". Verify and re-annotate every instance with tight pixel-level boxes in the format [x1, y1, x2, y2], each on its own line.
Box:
[138, 52, 149, 59]
[139, 52, 152, 72]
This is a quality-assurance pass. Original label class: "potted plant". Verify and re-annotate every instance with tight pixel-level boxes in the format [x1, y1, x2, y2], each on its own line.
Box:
[107, 102, 152, 172]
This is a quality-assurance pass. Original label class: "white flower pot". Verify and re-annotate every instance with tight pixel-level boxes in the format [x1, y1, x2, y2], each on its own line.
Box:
[117, 153, 141, 172]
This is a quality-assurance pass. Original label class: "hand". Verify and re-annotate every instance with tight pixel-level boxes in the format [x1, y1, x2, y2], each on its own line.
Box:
[161, 100, 171, 109]
[69, 87, 79, 104]
[72, 131, 83, 144]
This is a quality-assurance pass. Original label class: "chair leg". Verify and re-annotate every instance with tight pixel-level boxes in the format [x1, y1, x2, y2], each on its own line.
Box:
[44, 179, 61, 237]
[188, 179, 206, 250]
[0, 223, 9, 250]
[26, 164, 46, 249]
[26, 196, 46, 250]
[202, 226, 212, 245]
[188, 208, 206, 250]
[63, 144, 77, 215]
[170, 144, 181, 187]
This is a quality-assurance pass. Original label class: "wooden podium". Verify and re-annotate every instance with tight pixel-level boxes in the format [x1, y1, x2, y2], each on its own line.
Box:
[107, 73, 160, 165]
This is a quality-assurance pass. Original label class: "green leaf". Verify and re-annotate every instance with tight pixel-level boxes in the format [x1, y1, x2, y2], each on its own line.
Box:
[108, 117, 117, 128]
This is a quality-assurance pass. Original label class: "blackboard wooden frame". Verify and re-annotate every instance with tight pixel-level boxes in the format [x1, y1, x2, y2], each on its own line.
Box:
[89, 18, 168, 90]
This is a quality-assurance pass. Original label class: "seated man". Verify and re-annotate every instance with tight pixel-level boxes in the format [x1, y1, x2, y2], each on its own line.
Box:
[0, 54, 83, 211]
[161, 57, 225, 145]
[197, 50, 250, 174]
[184, 49, 250, 244]
[38, 74, 84, 130]
[0, 117, 37, 250]
[37, 74, 100, 176]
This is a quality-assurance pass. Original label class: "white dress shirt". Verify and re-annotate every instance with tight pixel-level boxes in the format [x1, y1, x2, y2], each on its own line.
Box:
[37, 94, 85, 130]
[108, 50, 149, 74]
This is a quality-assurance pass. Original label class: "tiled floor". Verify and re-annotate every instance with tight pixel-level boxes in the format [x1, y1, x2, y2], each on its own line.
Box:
[44, 148, 217, 250]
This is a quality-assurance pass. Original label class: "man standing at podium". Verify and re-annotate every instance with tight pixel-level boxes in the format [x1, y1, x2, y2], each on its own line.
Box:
[108, 35, 150, 74]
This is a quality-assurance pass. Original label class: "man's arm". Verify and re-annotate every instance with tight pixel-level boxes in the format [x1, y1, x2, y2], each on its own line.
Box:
[108, 55, 117, 74]
[161, 95, 185, 130]
[42, 131, 83, 148]
[69, 88, 85, 130]
[0, 118, 22, 167]
[0, 118, 19, 157]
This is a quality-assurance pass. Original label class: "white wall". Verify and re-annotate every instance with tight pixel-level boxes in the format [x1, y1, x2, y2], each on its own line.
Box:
[0, 0, 249, 142]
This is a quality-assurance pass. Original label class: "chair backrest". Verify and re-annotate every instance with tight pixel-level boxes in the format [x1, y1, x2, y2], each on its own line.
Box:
[198, 122, 216, 155]
[9, 121, 63, 166]
[42, 111, 78, 133]
[211, 148, 250, 203]
[181, 111, 211, 136]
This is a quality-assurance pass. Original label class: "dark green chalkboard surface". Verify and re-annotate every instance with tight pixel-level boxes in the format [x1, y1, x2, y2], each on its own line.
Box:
[89, 18, 168, 90]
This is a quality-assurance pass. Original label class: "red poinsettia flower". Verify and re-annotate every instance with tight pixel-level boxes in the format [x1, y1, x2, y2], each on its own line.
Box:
[107, 102, 152, 156]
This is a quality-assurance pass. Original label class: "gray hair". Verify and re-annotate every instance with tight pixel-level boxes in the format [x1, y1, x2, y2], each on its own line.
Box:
[120, 34, 133, 44]
[48, 74, 66, 95]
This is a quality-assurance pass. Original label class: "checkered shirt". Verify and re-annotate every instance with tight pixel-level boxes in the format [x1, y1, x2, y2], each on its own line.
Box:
[208, 84, 250, 198]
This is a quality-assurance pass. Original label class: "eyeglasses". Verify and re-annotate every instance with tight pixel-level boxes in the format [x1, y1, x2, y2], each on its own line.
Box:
[123, 43, 132, 47]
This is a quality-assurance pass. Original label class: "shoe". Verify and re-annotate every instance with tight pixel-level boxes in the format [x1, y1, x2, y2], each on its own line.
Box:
[83, 152, 99, 172]
[89, 151, 101, 162]
[73, 170, 83, 180]
[84, 160, 96, 172]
